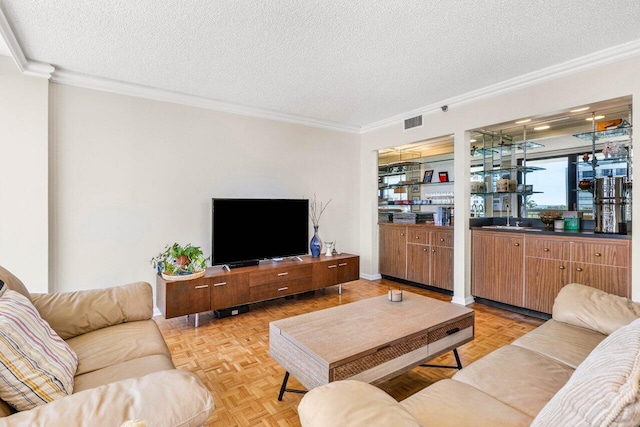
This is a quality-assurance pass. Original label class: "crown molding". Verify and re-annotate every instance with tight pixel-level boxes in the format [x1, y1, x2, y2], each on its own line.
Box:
[361, 39, 640, 133]
[50, 69, 361, 133]
[2, 0, 639, 134]
[0, 6, 54, 79]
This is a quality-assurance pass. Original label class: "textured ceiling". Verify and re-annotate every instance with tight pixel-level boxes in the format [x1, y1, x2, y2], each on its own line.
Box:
[2, 1, 640, 128]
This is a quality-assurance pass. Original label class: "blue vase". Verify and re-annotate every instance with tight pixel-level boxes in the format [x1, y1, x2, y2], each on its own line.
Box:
[310, 226, 322, 257]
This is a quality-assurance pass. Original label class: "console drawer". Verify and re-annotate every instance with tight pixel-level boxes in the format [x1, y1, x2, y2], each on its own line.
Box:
[248, 277, 311, 302]
[431, 230, 453, 248]
[525, 236, 570, 260]
[407, 229, 428, 245]
[249, 264, 312, 287]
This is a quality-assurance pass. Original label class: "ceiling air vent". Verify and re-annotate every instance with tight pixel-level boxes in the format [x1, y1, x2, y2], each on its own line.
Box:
[404, 115, 423, 130]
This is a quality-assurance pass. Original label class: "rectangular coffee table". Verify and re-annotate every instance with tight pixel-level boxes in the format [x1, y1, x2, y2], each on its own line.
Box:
[269, 291, 474, 399]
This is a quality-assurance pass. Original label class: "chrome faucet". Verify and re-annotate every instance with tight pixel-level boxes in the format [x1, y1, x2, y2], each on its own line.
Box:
[505, 203, 511, 226]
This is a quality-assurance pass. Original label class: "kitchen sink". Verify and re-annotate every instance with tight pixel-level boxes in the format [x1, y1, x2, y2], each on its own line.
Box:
[481, 225, 542, 232]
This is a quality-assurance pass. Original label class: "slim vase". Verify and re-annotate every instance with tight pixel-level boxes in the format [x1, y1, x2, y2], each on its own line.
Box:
[310, 225, 323, 257]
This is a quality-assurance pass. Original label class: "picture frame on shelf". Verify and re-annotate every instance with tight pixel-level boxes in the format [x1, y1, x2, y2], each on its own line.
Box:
[438, 171, 449, 182]
[423, 170, 434, 183]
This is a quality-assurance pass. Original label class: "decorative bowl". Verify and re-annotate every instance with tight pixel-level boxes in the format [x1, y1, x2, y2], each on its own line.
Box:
[539, 211, 563, 229]
[161, 269, 205, 282]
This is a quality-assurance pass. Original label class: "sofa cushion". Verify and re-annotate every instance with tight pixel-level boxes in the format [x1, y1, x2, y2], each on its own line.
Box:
[1, 369, 214, 427]
[532, 318, 640, 426]
[67, 320, 171, 376]
[299, 380, 423, 426]
[0, 290, 78, 411]
[73, 354, 175, 393]
[31, 282, 154, 340]
[400, 379, 532, 426]
[0, 265, 31, 301]
[452, 345, 574, 418]
[553, 283, 640, 335]
[512, 319, 606, 369]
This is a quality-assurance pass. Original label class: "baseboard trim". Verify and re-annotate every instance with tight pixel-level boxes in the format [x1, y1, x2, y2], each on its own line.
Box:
[474, 297, 551, 320]
[360, 273, 381, 281]
[451, 295, 475, 306]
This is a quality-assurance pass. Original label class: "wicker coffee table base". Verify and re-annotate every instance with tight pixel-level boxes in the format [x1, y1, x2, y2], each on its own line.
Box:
[277, 348, 464, 400]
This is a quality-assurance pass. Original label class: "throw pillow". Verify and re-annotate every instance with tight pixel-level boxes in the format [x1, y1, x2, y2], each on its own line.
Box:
[532, 317, 640, 426]
[0, 289, 78, 411]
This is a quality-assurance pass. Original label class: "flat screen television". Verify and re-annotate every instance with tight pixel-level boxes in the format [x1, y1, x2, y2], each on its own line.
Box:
[211, 198, 309, 267]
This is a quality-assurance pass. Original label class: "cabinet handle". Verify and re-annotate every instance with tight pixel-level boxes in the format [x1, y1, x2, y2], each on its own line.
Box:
[423, 248, 428, 252]
[327, 265, 337, 269]
[213, 282, 227, 287]
[277, 287, 289, 291]
[514, 243, 520, 246]
[338, 263, 347, 267]
[543, 248, 550, 252]
[416, 236, 420, 239]
[559, 266, 565, 270]
[194, 284, 209, 289]
[432, 249, 436, 253]
[595, 253, 602, 257]
[440, 238, 445, 242]
[400, 233, 405, 236]
[576, 267, 583, 272]
[277, 272, 289, 276]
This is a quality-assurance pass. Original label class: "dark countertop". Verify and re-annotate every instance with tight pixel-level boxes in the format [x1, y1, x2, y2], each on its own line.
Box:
[470, 226, 631, 240]
[469, 217, 632, 240]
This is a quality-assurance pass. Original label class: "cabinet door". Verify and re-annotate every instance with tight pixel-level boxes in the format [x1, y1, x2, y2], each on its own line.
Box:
[312, 260, 339, 289]
[493, 234, 524, 306]
[572, 263, 630, 297]
[379, 225, 407, 279]
[407, 244, 429, 285]
[472, 231, 523, 306]
[210, 273, 249, 310]
[524, 258, 570, 314]
[166, 277, 211, 318]
[430, 246, 453, 290]
[472, 231, 494, 300]
[337, 256, 359, 283]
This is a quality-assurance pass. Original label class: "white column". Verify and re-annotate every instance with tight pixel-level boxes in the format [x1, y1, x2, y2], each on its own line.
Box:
[452, 130, 474, 306]
[359, 147, 381, 280]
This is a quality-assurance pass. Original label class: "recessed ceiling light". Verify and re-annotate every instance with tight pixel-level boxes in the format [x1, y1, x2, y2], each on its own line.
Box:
[570, 106, 590, 112]
[470, 139, 476, 143]
[515, 119, 531, 124]
[534, 125, 550, 130]
[586, 115, 605, 121]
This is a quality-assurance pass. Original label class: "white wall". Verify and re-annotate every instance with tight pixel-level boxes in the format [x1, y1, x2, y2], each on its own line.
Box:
[0, 56, 49, 292]
[48, 84, 361, 293]
[361, 55, 640, 302]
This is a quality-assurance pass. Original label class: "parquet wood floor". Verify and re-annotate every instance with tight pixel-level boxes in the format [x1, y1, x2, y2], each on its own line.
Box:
[154, 279, 544, 426]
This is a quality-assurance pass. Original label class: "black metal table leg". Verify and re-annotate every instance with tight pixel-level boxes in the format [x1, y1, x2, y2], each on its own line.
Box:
[277, 371, 307, 401]
[420, 348, 463, 370]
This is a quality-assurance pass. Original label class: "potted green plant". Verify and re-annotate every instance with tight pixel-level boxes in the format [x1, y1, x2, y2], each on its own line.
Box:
[150, 243, 209, 281]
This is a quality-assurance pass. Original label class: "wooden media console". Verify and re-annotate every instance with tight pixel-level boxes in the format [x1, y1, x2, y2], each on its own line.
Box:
[156, 253, 360, 326]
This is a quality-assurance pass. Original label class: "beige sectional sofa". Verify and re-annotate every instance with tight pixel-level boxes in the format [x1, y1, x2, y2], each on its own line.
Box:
[298, 283, 640, 426]
[0, 266, 214, 426]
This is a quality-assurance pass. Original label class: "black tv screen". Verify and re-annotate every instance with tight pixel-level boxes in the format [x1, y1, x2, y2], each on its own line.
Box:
[211, 198, 309, 267]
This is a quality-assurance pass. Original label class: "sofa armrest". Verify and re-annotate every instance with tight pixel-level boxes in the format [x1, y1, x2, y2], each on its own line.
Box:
[298, 380, 423, 427]
[552, 283, 640, 335]
[31, 282, 153, 340]
[0, 369, 214, 427]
